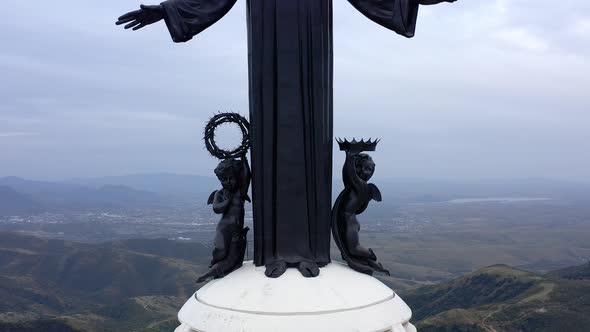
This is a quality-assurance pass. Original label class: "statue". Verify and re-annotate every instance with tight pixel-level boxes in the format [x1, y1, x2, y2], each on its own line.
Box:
[332, 139, 389, 276]
[116, 0, 458, 278]
[197, 114, 251, 283]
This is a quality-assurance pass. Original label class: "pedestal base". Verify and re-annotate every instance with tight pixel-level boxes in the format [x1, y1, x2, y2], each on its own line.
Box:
[175, 261, 416, 332]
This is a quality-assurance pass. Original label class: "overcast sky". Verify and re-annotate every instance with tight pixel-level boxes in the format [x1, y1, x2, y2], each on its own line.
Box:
[1, 0, 589, 181]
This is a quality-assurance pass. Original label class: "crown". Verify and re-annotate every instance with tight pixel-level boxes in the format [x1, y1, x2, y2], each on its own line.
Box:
[336, 138, 380, 152]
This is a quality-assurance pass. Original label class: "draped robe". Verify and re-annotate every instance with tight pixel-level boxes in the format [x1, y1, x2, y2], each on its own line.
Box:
[160, 0, 420, 267]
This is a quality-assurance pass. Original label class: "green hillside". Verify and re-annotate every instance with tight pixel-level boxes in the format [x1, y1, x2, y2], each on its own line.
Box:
[2, 232, 589, 332]
[403, 263, 590, 331]
[0, 232, 210, 332]
[547, 262, 590, 281]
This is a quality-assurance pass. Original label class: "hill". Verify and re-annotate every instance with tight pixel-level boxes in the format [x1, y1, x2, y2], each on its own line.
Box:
[67, 173, 218, 196]
[0, 232, 211, 331]
[0, 178, 165, 215]
[67, 174, 590, 205]
[2, 232, 590, 331]
[403, 263, 590, 331]
[0, 186, 42, 216]
[547, 262, 590, 281]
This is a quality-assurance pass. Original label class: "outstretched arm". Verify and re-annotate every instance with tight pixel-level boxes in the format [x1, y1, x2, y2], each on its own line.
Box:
[116, 0, 238, 43]
[116, 5, 165, 31]
[348, 0, 457, 38]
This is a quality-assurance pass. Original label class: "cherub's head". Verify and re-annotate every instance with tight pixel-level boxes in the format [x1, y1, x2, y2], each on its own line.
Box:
[214, 159, 242, 191]
[354, 153, 375, 181]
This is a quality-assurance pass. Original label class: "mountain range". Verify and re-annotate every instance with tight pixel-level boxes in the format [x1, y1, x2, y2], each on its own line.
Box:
[66, 174, 218, 196]
[0, 232, 210, 332]
[3, 174, 590, 217]
[0, 186, 42, 216]
[0, 177, 165, 216]
[402, 264, 590, 331]
[1, 232, 589, 332]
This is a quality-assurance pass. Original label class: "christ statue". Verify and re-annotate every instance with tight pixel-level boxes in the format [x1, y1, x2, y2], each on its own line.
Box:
[116, 0, 457, 278]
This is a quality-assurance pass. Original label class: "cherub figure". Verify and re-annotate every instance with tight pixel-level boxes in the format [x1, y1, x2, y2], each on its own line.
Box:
[331, 139, 389, 276]
[197, 157, 251, 283]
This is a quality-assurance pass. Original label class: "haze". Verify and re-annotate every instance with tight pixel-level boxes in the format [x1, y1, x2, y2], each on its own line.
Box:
[1, 0, 589, 181]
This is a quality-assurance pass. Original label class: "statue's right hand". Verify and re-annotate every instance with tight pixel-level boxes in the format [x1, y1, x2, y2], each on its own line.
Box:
[116, 4, 164, 31]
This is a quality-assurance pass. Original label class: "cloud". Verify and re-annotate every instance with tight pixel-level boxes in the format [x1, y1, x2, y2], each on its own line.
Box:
[0, 0, 589, 180]
[493, 28, 549, 52]
[571, 18, 590, 38]
[0, 132, 40, 137]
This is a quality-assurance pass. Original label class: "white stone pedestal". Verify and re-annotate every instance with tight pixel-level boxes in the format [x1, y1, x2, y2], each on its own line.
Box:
[175, 261, 416, 332]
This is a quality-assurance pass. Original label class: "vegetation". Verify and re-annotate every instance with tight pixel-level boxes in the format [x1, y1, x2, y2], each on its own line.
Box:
[0, 232, 210, 332]
[2, 231, 590, 331]
[403, 264, 590, 331]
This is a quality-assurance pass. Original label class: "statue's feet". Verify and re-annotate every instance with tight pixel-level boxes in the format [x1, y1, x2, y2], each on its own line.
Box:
[265, 260, 287, 278]
[297, 261, 320, 278]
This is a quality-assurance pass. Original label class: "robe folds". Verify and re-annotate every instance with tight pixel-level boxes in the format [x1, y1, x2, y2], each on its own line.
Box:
[160, 0, 419, 267]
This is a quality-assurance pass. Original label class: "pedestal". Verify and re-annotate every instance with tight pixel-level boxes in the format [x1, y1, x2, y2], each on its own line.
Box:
[175, 261, 416, 332]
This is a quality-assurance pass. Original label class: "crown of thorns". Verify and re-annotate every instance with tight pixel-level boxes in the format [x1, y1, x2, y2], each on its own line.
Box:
[204, 112, 250, 160]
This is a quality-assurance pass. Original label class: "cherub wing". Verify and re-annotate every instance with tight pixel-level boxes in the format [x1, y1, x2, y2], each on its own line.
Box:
[368, 183, 382, 202]
[207, 190, 218, 205]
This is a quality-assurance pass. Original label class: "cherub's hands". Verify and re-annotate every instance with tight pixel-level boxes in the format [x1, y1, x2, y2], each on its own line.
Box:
[346, 147, 363, 156]
[220, 189, 232, 201]
[116, 4, 164, 31]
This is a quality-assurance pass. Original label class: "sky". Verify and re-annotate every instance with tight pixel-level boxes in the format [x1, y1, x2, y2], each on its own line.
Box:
[1, 0, 589, 181]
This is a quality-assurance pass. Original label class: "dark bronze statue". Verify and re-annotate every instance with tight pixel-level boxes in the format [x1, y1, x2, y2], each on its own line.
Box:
[332, 139, 389, 276]
[116, 0, 458, 279]
[197, 158, 251, 283]
[197, 114, 251, 283]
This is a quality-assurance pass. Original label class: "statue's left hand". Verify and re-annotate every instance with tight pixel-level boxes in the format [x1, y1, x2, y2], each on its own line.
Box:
[116, 4, 164, 31]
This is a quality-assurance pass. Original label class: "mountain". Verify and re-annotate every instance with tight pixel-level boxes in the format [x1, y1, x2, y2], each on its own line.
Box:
[6, 175, 590, 217]
[0, 232, 211, 331]
[0, 177, 165, 215]
[2, 232, 590, 331]
[547, 262, 590, 281]
[0, 177, 80, 195]
[403, 264, 590, 331]
[67, 173, 218, 196]
[374, 177, 590, 205]
[0, 319, 81, 332]
[0, 186, 42, 216]
[62, 174, 590, 221]
[61, 185, 163, 207]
